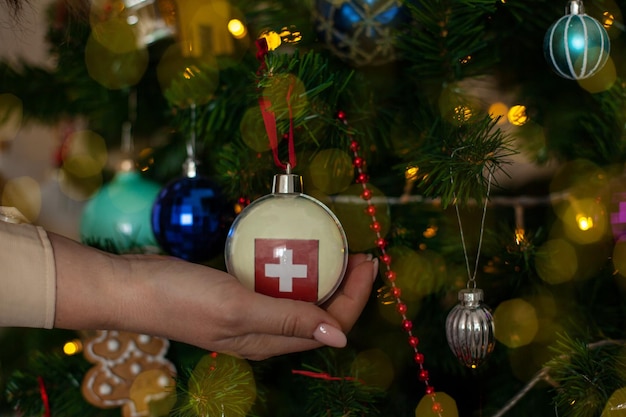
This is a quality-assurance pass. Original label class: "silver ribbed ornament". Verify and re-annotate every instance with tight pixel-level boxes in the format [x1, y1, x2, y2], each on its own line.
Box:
[445, 288, 495, 368]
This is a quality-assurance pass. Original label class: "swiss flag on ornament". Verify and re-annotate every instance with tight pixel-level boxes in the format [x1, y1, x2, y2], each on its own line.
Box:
[254, 238, 319, 302]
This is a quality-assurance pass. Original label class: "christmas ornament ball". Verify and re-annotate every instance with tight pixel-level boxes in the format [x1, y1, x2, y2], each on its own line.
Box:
[225, 172, 348, 304]
[543, 1, 610, 80]
[151, 175, 231, 262]
[313, 0, 409, 67]
[80, 170, 161, 252]
[445, 288, 495, 368]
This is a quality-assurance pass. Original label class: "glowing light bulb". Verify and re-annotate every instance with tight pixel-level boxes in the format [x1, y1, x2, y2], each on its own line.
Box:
[508, 105, 528, 126]
[228, 19, 247, 39]
[577, 214, 594, 231]
[63, 339, 83, 356]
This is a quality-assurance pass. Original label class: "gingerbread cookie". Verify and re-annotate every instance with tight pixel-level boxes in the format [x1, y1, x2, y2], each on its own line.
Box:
[81, 330, 177, 417]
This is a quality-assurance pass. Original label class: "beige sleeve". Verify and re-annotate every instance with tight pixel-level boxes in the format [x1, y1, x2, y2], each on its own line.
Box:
[0, 216, 56, 329]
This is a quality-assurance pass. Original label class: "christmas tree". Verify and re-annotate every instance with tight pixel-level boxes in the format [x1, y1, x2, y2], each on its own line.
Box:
[2, 0, 626, 416]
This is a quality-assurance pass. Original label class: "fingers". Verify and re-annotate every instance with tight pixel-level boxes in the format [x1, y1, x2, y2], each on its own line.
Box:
[323, 253, 378, 332]
[214, 253, 377, 360]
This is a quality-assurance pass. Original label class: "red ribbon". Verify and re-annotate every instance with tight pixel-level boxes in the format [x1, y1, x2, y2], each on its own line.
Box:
[256, 37, 297, 171]
[291, 369, 364, 384]
[37, 376, 51, 417]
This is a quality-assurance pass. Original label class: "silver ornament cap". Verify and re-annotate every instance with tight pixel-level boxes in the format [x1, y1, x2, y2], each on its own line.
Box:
[445, 288, 495, 368]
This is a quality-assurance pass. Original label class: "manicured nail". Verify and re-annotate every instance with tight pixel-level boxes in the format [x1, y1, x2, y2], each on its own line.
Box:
[365, 253, 373, 262]
[313, 323, 347, 347]
[371, 257, 379, 282]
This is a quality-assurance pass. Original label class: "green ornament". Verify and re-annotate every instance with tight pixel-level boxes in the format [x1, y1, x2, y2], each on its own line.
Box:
[543, 0, 610, 80]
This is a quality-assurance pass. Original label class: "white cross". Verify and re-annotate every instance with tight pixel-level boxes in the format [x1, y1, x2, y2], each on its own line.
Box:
[265, 248, 308, 292]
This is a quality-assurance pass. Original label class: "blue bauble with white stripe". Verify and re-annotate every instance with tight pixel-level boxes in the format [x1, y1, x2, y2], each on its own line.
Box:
[543, 0, 609, 80]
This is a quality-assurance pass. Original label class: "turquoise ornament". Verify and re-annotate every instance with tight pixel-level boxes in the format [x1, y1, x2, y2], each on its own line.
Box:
[543, 0, 610, 80]
[80, 169, 161, 253]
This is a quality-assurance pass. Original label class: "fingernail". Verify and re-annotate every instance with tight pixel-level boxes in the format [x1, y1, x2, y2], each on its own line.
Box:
[371, 257, 379, 282]
[365, 253, 373, 262]
[313, 323, 347, 347]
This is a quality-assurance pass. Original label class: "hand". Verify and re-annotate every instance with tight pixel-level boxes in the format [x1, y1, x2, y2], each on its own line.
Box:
[51, 233, 377, 360]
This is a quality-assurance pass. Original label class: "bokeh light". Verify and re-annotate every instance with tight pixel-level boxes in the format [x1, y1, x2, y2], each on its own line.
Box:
[493, 298, 539, 348]
[577, 56, 617, 94]
[562, 197, 608, 244]
[189, 353, 256, 416]
[535, 238, 578, 285]
[388, 245, 447, 302]
[228, 19, 247, 39]
[332, 183, 390, 252]
[308, 149, 354, 195]
[350, 348, 394, 390]
[84, 31, 149, 89]
[57, 168, 103, 202]
[63, 339, 83, 356]
[240, 106, 272, 152]
[507, 105, 528, 126]
[61, 130, 108, 178]
[602, 386, 626, 415]
[415, 391, 457, 417]
[488, 101, 509, 124]
[176, 0, 246, 58]
[1, 176, 41, 222]
[0, 93, 23, 143]
[261, 73, 308, 115]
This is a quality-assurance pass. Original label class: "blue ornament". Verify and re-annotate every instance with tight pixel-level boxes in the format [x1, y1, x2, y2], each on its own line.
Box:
[151, 173, 232, 262]
[543, 0, 610, 80]
[80, 170, 161, 253]
[313, 0, 410, 67]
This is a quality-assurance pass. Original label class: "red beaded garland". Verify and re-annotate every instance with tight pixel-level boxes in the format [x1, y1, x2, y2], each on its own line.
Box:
[341, 111, 440, 416]
[390, 286, 401, 297]
[401, 319, 413, 332]
[396, 303, 408, 314]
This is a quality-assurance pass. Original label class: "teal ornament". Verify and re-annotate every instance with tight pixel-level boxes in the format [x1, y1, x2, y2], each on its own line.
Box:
[543, 0, 610, 80]
[80, 170, 161, 253]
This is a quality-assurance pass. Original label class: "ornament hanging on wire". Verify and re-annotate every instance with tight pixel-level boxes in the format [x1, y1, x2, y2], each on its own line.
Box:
[80, 94, 162, 253]
[225, 54, 348, 303]
[444, 166, 496, 368]
[313, 0, 410, 67]
[445, 288, 495, 368]
[543, 0, 610, 80]
[151, 103, 232, 263]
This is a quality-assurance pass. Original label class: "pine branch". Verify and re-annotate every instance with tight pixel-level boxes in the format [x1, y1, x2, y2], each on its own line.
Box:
[490, 336, 626, 417]
[402, 113, 516, 207]
[5, 351, 116, 417]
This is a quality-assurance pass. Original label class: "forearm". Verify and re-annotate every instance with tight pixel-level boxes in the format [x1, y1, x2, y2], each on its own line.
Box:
[0, 219, 56, 328]
[49, 231, 130, 331]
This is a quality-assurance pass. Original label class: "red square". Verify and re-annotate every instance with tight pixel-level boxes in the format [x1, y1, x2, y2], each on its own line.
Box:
[254, 238, 319, 302]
